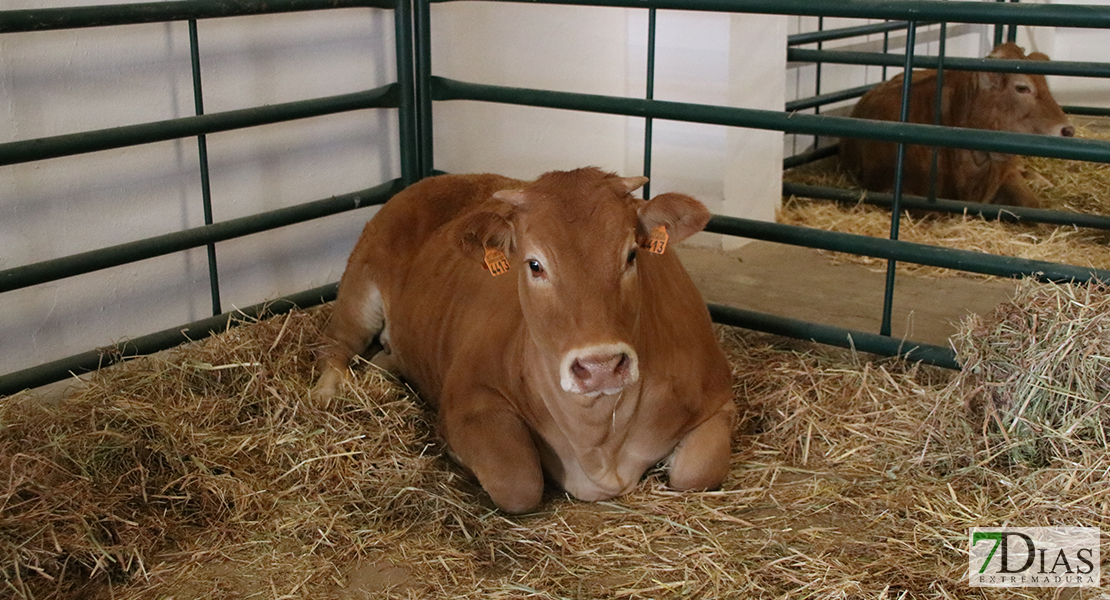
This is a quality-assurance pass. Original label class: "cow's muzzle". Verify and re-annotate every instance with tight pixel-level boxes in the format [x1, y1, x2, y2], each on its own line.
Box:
[560, 343, 639, 396]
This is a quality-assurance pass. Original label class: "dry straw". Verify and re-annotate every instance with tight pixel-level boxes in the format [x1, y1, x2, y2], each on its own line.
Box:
[781, 122, 1110, 278]
[3, 300, 1109, 599]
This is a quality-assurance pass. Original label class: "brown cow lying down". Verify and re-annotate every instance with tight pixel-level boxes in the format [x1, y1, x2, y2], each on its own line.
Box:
[314, 168, 736, 513]
[839, 43, 1074, 208]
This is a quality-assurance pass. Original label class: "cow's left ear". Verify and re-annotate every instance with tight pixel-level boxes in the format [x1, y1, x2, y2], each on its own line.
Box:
[637, 192, 711, 248]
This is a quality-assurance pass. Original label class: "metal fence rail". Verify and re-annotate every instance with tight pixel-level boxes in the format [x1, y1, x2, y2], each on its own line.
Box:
[431, 77, 1110, 164]
[781, 183, 1110, 231]
[0, 180, 403, 295]
[788, 20, 915, 47]
[428, 0, 1110, 27]
[0, 0, 394, 33]
[0, 284, 340, 395]
[788, 48, 1110, 78]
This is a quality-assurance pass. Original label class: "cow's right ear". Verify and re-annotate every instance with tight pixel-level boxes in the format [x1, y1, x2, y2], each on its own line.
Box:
[457, 209, 515, 257]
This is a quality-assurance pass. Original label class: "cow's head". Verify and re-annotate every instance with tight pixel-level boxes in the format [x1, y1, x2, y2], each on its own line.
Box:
[980, 43, 1074, 138]
[458, 168, 709, 398]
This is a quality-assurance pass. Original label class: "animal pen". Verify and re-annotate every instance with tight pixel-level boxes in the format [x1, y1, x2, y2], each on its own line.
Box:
[2, 0, 1110, 598]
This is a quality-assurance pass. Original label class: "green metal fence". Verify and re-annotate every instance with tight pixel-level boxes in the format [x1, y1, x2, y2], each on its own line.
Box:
[4, 0, 1110, 396]
[0, 0, 412, 394]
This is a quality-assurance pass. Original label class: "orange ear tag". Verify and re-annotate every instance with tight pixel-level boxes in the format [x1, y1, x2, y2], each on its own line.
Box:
[643, 225, 669, 255]
[483, 248, 511, 276]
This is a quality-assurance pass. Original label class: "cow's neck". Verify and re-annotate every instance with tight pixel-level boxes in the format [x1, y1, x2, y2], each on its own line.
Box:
[520, 338, 645, 481]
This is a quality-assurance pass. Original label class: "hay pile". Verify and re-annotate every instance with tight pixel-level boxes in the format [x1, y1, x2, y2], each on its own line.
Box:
[950, 278, 1110, 469]
[781, 123, 1110, 278]
[2, 300, 1109, 599]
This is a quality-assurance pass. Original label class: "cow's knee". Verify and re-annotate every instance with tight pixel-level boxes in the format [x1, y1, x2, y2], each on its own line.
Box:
[444, 404, 544, 514]
[996, 172, 1042, 208]
[668, 402, 735, 491]
[482, 471, 544, 514]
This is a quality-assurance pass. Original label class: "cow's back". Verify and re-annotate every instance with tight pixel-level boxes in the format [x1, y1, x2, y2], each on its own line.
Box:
[838, 70, 958, 195]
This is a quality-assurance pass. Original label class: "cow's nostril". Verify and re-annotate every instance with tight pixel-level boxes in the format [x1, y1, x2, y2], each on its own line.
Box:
[570, 360, 588, 380]
[1061, 125, 1076, 138]
[614, 354, 630, 374]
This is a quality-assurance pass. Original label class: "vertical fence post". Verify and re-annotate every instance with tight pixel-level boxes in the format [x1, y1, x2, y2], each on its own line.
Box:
[993, 0, 1006, 46]
[880, 20, 918, 338]
[414, 0, 434, 179]
[882, 28, 890, 80]
[927, 22, 947, 203]
[812, 16, 824, 152]
[394, 0, 419, 186]
[1007, 0, 1020, 43]
[643, 7, 657, 199]
[188, 19, 222, 316]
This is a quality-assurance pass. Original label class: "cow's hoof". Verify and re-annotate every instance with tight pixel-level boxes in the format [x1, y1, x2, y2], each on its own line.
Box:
[311, 368, 345, 404]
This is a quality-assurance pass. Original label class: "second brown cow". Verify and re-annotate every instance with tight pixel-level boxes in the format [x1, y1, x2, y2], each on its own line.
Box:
[839, 43, 1074, 207]
[314, 168, 736, 514]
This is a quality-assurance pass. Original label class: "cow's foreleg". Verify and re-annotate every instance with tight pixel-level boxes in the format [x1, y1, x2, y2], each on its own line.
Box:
[313, 272, 385, 402]
[442, 397, 544, 514]
[667, 401, 736, 491]
[994, 168, 1042, 208]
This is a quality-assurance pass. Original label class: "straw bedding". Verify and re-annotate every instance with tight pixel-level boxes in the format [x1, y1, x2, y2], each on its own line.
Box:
[781, 122, 1110, 278]
[2, 283, 1108, 599]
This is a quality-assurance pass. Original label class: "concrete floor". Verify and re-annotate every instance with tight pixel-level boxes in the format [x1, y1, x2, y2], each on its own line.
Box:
[677, 241, 1018, 347]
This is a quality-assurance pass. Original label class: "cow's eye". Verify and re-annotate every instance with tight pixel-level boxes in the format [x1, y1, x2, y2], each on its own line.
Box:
[527, 259, 545, 278]
[1015, 84, 1033, 94]
[626, 248, 637, 266]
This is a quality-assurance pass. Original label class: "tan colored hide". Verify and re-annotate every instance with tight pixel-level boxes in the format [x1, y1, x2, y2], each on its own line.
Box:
[839, 43, 1073, 207]
[315, 168, 736, 513]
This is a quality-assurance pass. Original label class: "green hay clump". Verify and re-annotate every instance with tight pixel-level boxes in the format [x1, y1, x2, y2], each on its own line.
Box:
[948, 279, 1110, 468]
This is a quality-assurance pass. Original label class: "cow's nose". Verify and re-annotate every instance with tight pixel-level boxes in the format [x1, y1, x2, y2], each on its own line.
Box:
[1061, 124, 1075, 137]
[561, 344, 639, 395]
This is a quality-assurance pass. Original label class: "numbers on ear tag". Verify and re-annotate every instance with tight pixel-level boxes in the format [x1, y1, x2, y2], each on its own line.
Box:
[643, 225, 669, 255]
[484, 248, 511, 276]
